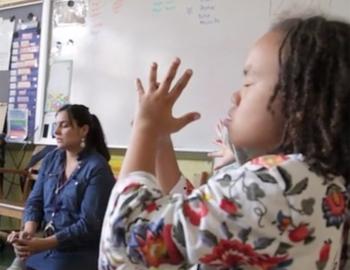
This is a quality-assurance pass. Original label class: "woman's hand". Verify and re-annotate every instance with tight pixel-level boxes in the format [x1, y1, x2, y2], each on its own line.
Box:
[13, 236, 58, 261]
[134, 58, 200, 137]
[8, 229, 35, 261]
[7, 231, 20, 244]
[7, 230, 33, 244]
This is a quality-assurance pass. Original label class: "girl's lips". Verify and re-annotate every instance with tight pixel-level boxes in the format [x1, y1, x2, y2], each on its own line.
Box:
[228, 106, 236, 117]
[223, 113, 232, 127]
[224, 104, 237, 126]
[223, 117, 231, 127]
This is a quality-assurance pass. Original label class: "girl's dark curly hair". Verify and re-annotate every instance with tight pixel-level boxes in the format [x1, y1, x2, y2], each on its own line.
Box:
[270, 16, 350, 184]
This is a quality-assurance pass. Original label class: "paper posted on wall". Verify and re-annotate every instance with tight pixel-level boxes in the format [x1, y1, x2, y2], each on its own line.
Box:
[0, 18, 15, 71]
[0, 103, 7, 133]
[7, 108, 28, 141]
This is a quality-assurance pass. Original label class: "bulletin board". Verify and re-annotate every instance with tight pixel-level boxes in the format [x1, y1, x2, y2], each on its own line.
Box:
[0, 2, 42, 103]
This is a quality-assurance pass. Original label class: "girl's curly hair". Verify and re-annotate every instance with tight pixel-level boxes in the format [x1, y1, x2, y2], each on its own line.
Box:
[271, 16, 350, 184]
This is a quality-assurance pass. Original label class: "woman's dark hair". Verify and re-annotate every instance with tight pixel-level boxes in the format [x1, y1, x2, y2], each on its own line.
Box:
[57, 104, 110, 161]
[270, 16, 350, 184]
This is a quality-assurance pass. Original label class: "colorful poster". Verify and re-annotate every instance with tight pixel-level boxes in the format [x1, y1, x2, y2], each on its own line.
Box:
[8, 20, 40, 141]
[7, 108, 28, 141]
[45, 60, 72, 113]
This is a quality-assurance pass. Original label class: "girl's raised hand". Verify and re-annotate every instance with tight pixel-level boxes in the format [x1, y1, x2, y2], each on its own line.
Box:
[134, 58, 200, 136]
[208, 119, 236, 170]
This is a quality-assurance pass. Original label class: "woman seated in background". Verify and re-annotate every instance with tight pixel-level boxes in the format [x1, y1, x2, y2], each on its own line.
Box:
[7, 104, 115, 270]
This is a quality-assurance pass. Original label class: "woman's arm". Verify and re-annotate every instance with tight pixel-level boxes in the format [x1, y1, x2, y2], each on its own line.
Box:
[22, 221, 39, 236]
[8, 155, 49, 260]
[22, 154, 51, 227]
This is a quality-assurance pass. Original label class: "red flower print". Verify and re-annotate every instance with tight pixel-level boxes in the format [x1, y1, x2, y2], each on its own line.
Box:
[319, 239, 331, 262]
[144, 201, 158, 213]
[322, 184, 347, 229]
[138, 230, 168, 267]
[129, 219, 183, 267]
[220, 197, 240, 216]
[200, 239, 291, 269]
[162, 224, 184, 264]
[288, 223, 314, 243]
[316, 239, 332, 270]
[250, 155, 288, 169]
[183, 198, 208, 226]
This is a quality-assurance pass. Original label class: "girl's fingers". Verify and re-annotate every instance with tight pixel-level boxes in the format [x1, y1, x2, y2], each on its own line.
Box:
[218, 121, 224, 133]
[160, 58, 181, 92]
[208, 150, 224, 158]
[149, 62, 158, 91]
[213, 141, 224, 148]
[169, 69, 193, 103]
[136, 78, 145, 98]
[215, 124, 222, 138]
[215, 127, 221, 138]
[173, 111, 200, 132]
[216, 121, 224, 139]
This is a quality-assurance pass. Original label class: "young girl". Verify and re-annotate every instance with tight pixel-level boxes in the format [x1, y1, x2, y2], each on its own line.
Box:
[8, 104, 115, 270]
[99, 16, 350, 270]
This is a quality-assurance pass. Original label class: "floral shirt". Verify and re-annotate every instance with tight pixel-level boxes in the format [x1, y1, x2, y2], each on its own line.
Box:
[99, 154, 347, 270]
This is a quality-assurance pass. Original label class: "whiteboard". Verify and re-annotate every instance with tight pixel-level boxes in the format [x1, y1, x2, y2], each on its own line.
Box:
[35, 0, 350, 151]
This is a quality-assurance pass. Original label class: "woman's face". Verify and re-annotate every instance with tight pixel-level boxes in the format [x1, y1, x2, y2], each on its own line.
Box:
[54, 110, 88, 151]
[226, 31, 285, 154]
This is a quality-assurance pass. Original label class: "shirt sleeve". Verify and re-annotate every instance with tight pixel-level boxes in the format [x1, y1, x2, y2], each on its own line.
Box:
[99, 156, 346, 269]
[168, 175, 194, 196]
[23, 155, 49, 223]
